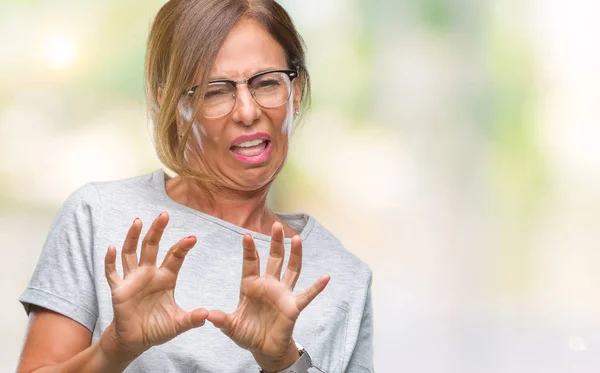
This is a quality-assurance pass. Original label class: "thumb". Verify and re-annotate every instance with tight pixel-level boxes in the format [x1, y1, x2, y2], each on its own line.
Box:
[206, 310, 232, 333]
[176, 308, 208, 333]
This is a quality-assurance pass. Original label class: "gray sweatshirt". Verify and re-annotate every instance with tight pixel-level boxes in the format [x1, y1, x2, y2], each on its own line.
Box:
[19, 169, 373, 372]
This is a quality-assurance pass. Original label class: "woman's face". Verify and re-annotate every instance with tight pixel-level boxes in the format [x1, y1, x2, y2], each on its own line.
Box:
[182, 18, 300, 193]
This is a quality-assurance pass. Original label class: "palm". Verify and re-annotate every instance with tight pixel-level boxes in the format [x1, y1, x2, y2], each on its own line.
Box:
[227, 276, 298, 354]
[207, 223, 330, 362]
[112, 268, 184, 348]
[104, 213, 207, 356]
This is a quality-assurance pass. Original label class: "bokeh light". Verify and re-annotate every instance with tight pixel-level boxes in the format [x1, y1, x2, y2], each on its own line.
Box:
[43, 34, 77, 69]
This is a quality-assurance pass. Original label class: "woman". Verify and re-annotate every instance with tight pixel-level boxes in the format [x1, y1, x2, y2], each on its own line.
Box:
[17, 1, 373, 372]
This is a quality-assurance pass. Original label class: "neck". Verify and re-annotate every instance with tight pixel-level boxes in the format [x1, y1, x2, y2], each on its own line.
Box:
[165, 175, 279, 236]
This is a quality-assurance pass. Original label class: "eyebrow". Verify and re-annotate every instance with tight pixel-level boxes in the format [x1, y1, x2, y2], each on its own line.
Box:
[208, 67, 285, 81]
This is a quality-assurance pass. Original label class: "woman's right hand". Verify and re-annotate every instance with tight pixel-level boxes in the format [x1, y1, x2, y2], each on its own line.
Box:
[101, 212, 207, 362]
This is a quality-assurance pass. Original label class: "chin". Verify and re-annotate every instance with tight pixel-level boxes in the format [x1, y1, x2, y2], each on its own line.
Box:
[230, 147, 287, 190]
[235, 166, 281, 191]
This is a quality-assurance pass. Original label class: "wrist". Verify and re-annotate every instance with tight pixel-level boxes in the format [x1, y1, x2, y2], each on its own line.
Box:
[99, 323, 142, 366]
[253, 341, 300, 373]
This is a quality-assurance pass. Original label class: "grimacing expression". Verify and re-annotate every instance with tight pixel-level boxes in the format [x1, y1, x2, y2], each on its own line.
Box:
[180, 18, 300, 192]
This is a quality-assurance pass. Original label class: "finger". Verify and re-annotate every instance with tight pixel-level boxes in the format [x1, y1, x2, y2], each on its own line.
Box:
[295, 275, 331, 312]
[139, 212, 169, 267]
[241, 233, 260, 279]
[282, 235, 302, 290]
[104, 245, 121, 289]
[176, 307, 208, 333]
[206, 310, 232, 334]
[266, 221, 285, 279]
[160, 236, 197, 275]
[121, 218, 142, 277]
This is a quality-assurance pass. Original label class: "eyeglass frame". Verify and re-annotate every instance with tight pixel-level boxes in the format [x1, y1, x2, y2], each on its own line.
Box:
[182, 69, 298, 118]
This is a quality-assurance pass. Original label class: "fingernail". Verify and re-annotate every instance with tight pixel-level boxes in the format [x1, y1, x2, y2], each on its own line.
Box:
[133, 217, 139, 224]
[186, 235, 196, 239]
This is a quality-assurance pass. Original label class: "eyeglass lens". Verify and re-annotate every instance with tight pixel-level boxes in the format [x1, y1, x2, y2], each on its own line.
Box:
[201, 71, 292, 118]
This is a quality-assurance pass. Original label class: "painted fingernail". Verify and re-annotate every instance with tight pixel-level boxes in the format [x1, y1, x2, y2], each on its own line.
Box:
[186, 235, 196, 240]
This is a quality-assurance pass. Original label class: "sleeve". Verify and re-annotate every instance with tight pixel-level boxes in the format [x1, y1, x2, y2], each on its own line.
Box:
[345, 273, 374, 372]
[19, 183, 102, 332]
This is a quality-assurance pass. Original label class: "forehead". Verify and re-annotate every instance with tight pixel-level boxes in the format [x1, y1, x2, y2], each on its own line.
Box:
[209, 18, 288, 79]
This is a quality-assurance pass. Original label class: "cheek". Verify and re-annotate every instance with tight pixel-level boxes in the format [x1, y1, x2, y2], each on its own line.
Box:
[182, 121, 226, 164]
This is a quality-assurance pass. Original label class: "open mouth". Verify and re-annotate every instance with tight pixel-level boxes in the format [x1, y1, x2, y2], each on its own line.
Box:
[230, 139, 270, 156]
[229, 139, 272, 164]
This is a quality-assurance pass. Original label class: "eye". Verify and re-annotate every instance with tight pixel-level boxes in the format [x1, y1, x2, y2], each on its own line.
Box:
[204, 89, 229, 98]
[252, 78, 282, 93]
[257, 79, 280, 87]
[204, 83, 233, 100]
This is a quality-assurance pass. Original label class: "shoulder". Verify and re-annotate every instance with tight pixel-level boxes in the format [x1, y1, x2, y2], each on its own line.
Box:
[304, 216, 372, 282]
[57, 170, 163, 221]
[306, 217, 370, 269]
[65, 170, 159, 201]
[61, 170, 165, 216]
[89, 170, 161, 201]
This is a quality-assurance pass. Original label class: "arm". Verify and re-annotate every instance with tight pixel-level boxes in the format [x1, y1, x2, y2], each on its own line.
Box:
[17, 307, 135, 373]
[18, 213, 208, 373]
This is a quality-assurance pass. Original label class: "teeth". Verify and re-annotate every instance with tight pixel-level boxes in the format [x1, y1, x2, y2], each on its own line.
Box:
[236, 139, 265, 148]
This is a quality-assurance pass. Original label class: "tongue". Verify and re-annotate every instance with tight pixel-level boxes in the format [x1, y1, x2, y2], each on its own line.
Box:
[231, 142, 267, 157]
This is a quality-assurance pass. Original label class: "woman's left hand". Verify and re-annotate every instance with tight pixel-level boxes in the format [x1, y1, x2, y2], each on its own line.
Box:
[206, 221, 330, 372]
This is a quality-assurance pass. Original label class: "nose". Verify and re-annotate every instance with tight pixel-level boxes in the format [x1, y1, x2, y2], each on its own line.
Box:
[230, 84, 261, 126]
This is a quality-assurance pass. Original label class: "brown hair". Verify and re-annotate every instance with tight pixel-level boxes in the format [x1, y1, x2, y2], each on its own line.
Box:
[145, 0, 310, 186]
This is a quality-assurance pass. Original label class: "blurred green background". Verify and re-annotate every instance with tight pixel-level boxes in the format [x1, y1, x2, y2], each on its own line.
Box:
[2, 0, 600, 371]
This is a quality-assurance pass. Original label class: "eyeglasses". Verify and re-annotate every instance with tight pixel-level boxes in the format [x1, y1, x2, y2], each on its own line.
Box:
[183, 69, 298, 119]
